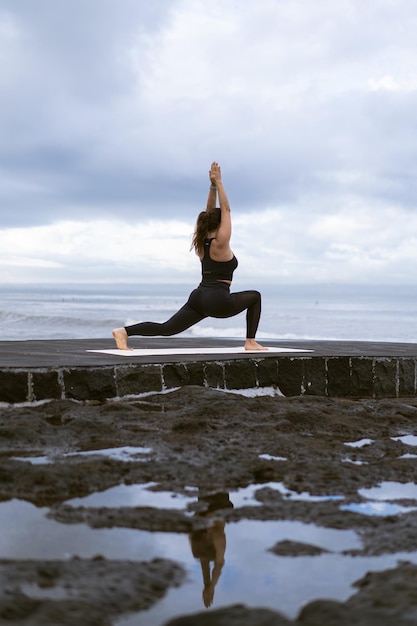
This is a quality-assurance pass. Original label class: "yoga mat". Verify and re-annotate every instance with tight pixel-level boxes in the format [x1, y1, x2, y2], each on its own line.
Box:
[87, 346, 313, 357]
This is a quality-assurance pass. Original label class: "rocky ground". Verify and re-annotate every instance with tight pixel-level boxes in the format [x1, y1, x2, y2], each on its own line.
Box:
[1, 387, 417, 625]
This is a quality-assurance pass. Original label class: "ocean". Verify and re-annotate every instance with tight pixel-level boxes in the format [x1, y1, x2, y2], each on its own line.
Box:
[0, 283, 415, 343]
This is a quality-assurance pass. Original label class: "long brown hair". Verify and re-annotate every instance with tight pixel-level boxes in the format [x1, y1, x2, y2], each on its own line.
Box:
[191, 207, 221, 255]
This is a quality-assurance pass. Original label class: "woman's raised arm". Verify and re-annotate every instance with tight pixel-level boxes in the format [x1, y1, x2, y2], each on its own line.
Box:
[211, 163, 231, 248]
[206, 163, 217, 211]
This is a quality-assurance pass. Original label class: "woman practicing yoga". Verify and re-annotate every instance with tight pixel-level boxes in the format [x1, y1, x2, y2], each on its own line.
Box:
[112, 162, 267, 351]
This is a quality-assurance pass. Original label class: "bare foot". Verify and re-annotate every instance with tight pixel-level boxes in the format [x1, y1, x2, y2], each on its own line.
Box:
[244, 339, 269, 351]
[112, 328, 133, 351]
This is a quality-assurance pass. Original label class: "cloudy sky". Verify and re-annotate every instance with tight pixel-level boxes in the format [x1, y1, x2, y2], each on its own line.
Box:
[1, 0, 417, 286]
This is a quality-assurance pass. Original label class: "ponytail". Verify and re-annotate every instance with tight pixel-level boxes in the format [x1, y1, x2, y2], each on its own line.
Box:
[191, 211, 209, 255]
[191, 208, 221, 255]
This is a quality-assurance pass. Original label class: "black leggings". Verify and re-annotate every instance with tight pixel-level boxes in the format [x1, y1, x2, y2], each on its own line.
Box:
[125, 283, 262, 339]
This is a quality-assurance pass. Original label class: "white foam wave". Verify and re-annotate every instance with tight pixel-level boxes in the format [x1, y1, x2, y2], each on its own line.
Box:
[189, 324, 246, 338]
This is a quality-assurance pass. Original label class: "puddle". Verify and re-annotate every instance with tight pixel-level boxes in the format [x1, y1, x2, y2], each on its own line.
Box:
[3, 497, 417, 625]
[344, 439, 374, 448]
[11, 446, 153, 465]
[252, 482, 343, 503]
[114, 529, 417, 626]
[65, 482, 267, 511]
[342, 458, 368, 466]
[11, 454, 52, 465]
[340, 502, 417, 517]
[65, 446, 153, 461]
[258, 454, 287, 462]
[344, 435, 417, 463]
[359, 481, 417, 501]
[392, 435, 417, 446]
[0, 499, 359, 619]
[66, 483, 196, 510]
[341, 481, 417, 517]
[199, 483, 332, 510]
[65, 481, 344, 511]
[0, 499, 170, 561]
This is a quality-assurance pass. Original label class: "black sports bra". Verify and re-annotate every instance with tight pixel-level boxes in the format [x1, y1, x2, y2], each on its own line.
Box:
[201, 238, 238, 283]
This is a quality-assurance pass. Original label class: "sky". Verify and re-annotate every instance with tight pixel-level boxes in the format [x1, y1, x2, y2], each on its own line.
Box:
[1, 0, 417, 286]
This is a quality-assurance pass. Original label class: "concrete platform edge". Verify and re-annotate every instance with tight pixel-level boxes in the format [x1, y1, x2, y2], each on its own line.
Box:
[1, 353, 416, 404]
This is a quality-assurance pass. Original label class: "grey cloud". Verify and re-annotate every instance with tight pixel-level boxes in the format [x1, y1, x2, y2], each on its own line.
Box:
[1, 0, 417, 230]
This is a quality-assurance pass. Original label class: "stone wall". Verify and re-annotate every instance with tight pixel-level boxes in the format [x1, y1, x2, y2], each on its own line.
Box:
[1, 355, 416, 403]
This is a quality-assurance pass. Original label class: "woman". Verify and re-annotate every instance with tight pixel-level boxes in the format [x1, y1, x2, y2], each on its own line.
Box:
[189, 491, 234, 608]
[112, 162, 267, 351]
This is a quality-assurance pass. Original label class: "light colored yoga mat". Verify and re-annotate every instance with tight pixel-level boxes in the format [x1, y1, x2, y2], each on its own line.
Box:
[87, 346, 313, 357]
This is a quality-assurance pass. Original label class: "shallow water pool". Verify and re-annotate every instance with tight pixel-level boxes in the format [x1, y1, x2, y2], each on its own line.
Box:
[1, 492, 417, 625]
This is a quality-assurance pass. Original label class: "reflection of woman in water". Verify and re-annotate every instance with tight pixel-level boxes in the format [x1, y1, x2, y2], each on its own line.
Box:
[112, 162, 267, 351]
[189, 492, 233, 608]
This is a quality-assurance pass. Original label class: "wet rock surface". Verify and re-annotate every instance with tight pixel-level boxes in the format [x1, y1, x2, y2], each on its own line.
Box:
[1, 387, 417, 624]
[0, 558, 184, 626]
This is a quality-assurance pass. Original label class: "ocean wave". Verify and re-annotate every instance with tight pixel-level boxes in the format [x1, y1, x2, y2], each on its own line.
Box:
[0, 311, 117, 326]
[0, 284, 416, 343]
[0, 311, 27, 323]
[189, 325, 246, 338]
[0, 310, 121, 340]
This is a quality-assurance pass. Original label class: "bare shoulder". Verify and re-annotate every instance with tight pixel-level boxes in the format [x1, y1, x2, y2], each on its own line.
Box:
[210, 238, 234, 261]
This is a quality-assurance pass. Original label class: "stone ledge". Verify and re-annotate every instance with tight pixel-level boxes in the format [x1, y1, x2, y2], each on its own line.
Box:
[0, 355, 416, 404]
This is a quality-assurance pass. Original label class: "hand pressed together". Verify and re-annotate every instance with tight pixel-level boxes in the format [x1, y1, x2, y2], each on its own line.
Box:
[209, 161, 222, 186]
